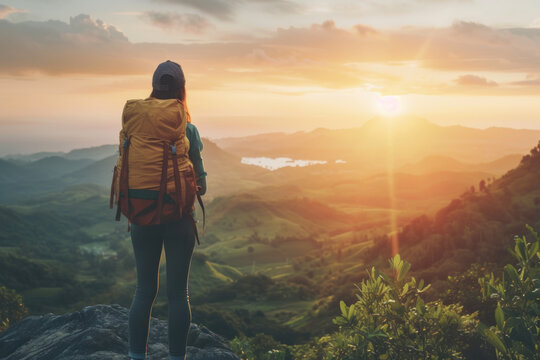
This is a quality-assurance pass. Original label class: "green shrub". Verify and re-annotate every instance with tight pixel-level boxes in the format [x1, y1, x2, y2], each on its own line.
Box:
[441, 262, 497, 324]
[0, 285, 28, 331]
[293, 255, 477, 360]
[478, 225, 540, 360]
[230, 333, 289, 360]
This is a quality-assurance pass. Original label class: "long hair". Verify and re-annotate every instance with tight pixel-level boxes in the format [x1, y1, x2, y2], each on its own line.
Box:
[150, 74, 191, 123]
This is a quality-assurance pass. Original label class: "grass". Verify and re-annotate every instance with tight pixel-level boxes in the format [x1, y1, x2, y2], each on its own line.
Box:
[207, 261, 243, 282]
[203, 235, 316, 268]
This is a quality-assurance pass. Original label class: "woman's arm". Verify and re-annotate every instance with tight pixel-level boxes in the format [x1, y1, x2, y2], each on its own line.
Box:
[186, 123, 207, 195]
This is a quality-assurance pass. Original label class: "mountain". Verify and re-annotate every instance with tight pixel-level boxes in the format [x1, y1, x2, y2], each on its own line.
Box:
[63, 144, 117, 161]
[62, 155, 118, 187]
[3, 119, 537, 203]
[0, 304, 239, 360]
[24, 156, 94, 178]
[0, 156, 97, 202]
[215, 117, 540, 170]
[3, 151, 65, 162]
[0, 159, 30, 183]
[4, 144, 117, 162]
[399, 154, 522, 176]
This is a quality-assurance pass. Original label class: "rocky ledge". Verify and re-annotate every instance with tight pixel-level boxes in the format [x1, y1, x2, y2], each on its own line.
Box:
[0, 304, 239, 360]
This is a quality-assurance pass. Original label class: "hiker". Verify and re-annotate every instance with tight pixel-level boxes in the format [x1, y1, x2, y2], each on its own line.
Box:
[111, 60, 207, 360]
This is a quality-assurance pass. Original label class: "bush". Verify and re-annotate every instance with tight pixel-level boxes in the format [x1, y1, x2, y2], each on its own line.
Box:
[441, 262, 497, 324]
[293, 255, 478, 359]
[478, 225, 540, 360]
[230, 334, 290, 360]
[0, 285, 28, 331]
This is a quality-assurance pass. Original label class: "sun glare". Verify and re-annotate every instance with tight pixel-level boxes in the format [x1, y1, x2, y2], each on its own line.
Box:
[376, 95, 402, 117]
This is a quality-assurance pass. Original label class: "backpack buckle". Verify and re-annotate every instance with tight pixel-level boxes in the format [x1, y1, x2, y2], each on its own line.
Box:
[171, 144, 177, 155]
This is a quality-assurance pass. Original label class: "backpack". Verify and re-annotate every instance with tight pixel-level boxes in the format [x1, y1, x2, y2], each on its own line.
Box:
[109, 97, 204, 243]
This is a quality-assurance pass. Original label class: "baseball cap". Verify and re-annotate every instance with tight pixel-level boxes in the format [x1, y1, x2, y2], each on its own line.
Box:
[152, 60, 185, 91]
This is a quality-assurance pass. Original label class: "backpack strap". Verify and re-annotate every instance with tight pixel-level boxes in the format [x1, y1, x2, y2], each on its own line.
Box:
[154, 142, 169, 223]
[116, 137, 130, 221]
[109, 165, 117, 209]
[170, 144, 184, 220]
[170, 143, 200, 244]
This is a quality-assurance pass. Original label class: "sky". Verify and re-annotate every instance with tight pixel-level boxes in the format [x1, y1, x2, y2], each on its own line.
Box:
[1, 0, 540, 155]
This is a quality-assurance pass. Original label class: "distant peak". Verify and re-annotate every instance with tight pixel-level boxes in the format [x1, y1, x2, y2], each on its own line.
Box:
[362, 116, 433, 129]
[310, 127, 329, 134]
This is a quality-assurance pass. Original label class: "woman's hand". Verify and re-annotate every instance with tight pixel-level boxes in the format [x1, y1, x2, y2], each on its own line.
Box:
[196, 176, 206, 196]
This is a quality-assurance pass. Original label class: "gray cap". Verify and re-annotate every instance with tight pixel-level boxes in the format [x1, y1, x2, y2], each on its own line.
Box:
[152, 60, 185, 91]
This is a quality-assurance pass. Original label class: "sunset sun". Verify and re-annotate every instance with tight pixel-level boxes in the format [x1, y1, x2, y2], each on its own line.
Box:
[376, 95, 403, 117]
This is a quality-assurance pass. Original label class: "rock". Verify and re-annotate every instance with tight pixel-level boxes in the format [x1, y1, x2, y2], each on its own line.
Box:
[0, 304, 239, 360]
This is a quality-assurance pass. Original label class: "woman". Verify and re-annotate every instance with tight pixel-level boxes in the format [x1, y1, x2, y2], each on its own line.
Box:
[125, 60, 207, 360]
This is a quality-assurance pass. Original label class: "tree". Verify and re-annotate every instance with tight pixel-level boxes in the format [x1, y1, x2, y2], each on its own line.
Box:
[479, 180, 487, 192]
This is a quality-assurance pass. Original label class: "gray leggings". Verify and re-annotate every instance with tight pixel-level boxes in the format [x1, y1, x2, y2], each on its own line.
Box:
[128, 216, 195, 360]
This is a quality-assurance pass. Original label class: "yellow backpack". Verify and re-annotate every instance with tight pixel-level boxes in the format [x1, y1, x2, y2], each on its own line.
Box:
[110, 97, 203, 243]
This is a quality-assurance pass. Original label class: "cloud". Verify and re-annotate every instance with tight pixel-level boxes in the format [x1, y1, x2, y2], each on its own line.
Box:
[511, 78, 540, 86]
[154, 0, 300, 20]
[528, 17, 540, 28]
[0, 14, 140, 75]
[248, 0, 301, 14]
[139, 11, 213, 33]
[455, 74, 498, 87]
[1, 15, 540, 95]
[154, 0, 234, 20]
[353, 24, 378, 36]
[0, 4, 26, 19]
[339, 0, 473, 17]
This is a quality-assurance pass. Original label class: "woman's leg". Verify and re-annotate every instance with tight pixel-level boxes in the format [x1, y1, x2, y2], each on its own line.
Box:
[128, 223, 164, 360]
[162, 216, 196, 360]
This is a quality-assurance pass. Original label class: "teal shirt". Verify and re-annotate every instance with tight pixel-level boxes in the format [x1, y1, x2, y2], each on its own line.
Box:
[186, 123, 206, 221]
[186, 123, 207, 179]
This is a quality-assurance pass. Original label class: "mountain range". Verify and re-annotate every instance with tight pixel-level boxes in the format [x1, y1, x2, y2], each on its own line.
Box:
[2, 118, 537, 204]
[215, 117, 540, 171]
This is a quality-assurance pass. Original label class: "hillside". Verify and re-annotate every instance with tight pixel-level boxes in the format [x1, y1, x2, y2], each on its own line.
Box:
[399, 154, 522, 176]
[237, 164, 496, 229]
[370, 140, 540, 282]
[0, 185, 244, 314]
